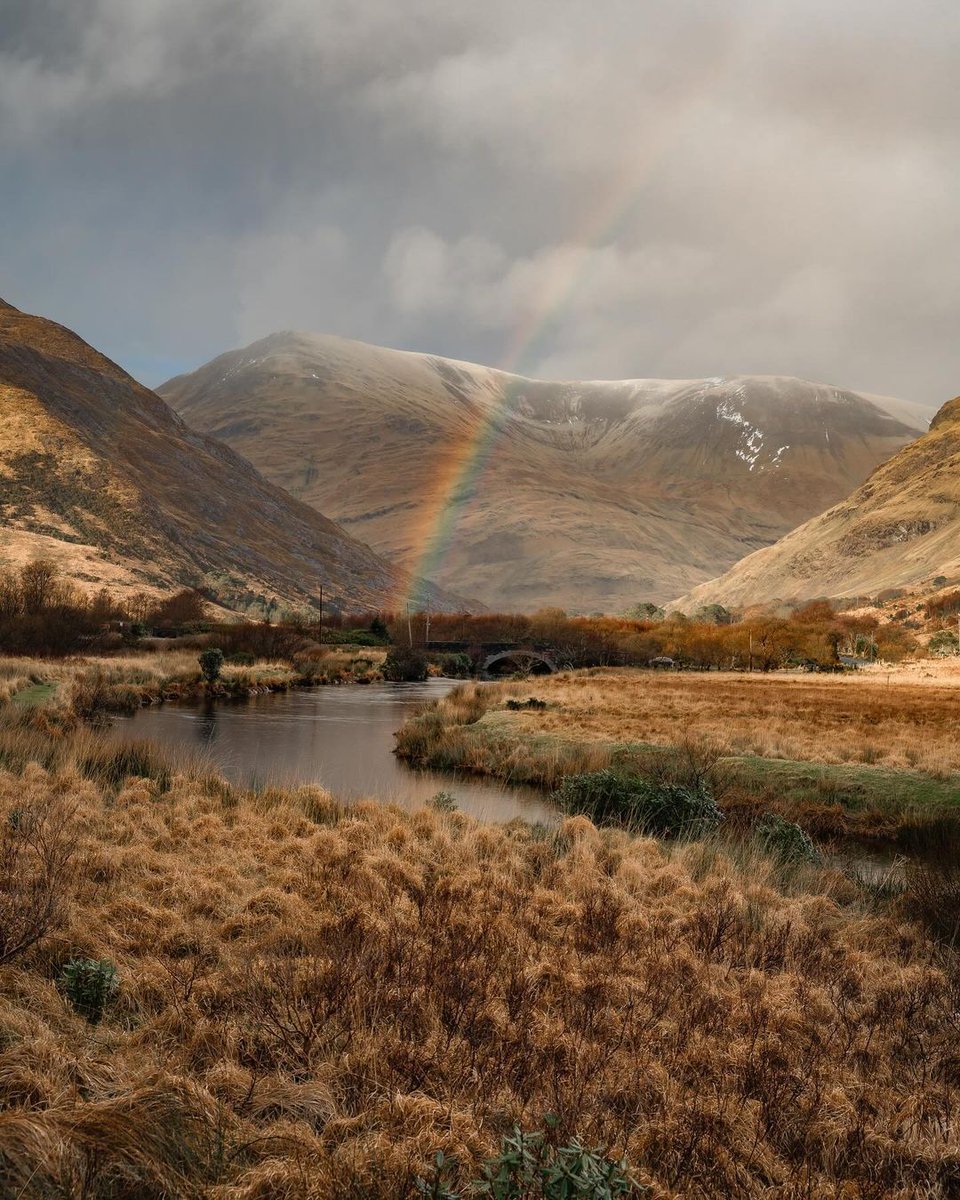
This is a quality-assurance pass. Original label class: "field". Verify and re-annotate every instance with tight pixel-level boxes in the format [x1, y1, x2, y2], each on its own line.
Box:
[490, 666, 960, 773]
[395, 666, 960, 837]
[1, 714, 959, 1199]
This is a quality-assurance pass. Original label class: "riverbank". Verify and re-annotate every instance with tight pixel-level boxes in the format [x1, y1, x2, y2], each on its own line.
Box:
[0, 647, 389, 718]
[1, 716, 958, 1197]
[395, 671, 960, 839]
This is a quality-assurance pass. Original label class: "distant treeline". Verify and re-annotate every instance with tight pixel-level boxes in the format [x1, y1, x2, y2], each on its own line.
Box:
[0, 562, 211, 656]
[0, 560, 919, 668]
[367, 602, 915, 671]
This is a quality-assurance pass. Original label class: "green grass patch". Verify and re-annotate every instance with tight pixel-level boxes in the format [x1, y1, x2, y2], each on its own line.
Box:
[727, 755, 960, 813]
[11, 682, 58, 708]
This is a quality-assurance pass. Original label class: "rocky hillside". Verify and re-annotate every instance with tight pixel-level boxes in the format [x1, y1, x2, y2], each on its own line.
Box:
[0, 299, 457, 614]
[161, 332, 926, 611]
[675, 396, 960, 610]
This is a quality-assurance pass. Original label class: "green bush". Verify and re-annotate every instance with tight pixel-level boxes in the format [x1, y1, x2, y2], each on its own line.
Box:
[929, 629, 959, 656]
[428, 790, 458, 812]
[61, 957, 118, 1023]
[555, 768, 723, 837]
[199, 647, 225, 684]
[322, 628, 387, 646]
[754, 812, 821, 865]
[432, 652, 473, 678]
[382, 646, 429, 682]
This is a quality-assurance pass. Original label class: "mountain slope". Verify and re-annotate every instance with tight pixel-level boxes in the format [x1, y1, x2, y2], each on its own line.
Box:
[674, 395, 960, 610]
[0, 300, 458, 614]
[161, 332, 926, 611]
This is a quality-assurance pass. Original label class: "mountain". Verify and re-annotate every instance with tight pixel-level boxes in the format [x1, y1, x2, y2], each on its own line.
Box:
[674, 395, 960, 611]
[0, 299, 458, 614]
[160, 332, 927, 611]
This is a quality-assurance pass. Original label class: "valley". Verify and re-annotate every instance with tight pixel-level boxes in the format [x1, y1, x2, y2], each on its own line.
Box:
[4, 4, 959, 1195]
[161, 332, 927, 611]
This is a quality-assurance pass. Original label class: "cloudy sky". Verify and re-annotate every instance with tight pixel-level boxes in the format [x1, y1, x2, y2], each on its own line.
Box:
[1, 0, 957, 404]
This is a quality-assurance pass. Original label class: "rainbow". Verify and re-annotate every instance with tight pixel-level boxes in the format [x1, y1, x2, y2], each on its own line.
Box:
[397, 31, 751, 612]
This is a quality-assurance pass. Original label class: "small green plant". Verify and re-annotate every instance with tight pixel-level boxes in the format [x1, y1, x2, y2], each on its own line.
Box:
[428, 790, 458, 813]
[754, 812, 821, 865]
[555, 769, 723, 837]
[199, 647, 225, 684]
[416, 1126, 645, 1200]
[474, 1125, 644, 1199]
[415, 1151, 461, 1200]
[60, 957, 119, 1023]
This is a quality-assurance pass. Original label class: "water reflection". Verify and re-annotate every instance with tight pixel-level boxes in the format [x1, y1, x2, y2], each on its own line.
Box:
[105, 679, 557, 824]
[194, 705, 219, 748]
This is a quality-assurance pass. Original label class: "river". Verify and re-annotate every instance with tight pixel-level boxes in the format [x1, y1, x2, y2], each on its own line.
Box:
[104, 678, 558, 824]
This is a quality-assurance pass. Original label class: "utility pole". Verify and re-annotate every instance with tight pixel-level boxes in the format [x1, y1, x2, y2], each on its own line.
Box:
[425, 610, 431, 647]
[406, 604, 413, 648]
[318, 585, 323, 647]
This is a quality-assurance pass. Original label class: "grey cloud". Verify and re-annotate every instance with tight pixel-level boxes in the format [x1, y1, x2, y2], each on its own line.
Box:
[0, 0, 957, 407]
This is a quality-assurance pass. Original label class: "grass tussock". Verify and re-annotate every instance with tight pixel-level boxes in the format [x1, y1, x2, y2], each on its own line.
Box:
[0, 720, 958, 1197]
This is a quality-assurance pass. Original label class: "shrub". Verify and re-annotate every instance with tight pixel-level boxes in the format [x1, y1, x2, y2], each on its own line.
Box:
[322, 628, 386, 647]
[199, 647, 225, 684]
[70, 667, 112, 718]
[555, 768, 723, 837]
[432, 651, 474, 678]
[382, 646, 429, 682]
[754, 812, 821, 865]
[0, 799, 79, 965]
[428, 790, 458, 813]
[929, 629, 959, 656]
[60, 957, 119, 1023]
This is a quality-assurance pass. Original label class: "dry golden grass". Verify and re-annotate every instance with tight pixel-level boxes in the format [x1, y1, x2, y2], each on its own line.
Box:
[1, 720, 959, 1197]
[0, 647, 387, 718]
[471, 668, 960, 774]
[0, 658, 44, 703]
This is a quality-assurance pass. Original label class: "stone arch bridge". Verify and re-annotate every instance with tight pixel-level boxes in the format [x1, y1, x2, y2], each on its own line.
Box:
[425, 641, 563, 677]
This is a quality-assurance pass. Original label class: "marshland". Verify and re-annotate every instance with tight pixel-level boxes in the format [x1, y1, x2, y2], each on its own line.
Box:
[4, 587, 960, 1197]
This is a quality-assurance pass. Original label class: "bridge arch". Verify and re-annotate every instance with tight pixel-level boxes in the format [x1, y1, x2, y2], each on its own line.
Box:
[482, 649, 557, 677]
